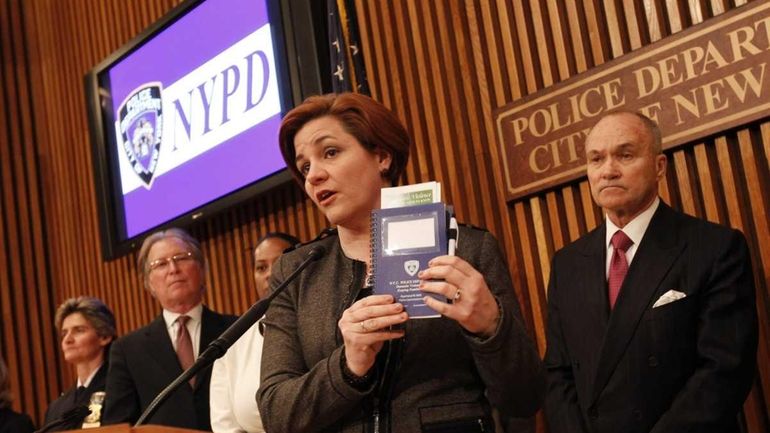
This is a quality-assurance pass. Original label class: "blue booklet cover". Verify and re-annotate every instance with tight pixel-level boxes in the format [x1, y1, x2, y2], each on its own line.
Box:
[371, 202, 448, 319]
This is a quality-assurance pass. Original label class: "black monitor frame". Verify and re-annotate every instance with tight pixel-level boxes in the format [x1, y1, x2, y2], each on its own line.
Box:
[85, 0, 325, 260]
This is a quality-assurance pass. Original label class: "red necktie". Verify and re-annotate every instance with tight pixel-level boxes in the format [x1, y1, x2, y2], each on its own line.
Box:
[608, 230, 633, 309]
[175, 315, 195, 386]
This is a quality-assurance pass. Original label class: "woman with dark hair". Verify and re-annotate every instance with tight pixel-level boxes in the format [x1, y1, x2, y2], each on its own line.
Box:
[258, 93, 545, 432]
[44, 297, 116, 431]
[210, 231, 299, 433]
[0, 356, 35, 433]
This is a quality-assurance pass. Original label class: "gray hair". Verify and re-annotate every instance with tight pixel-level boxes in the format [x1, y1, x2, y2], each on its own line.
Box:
[55, 296, 117, 340]
[137, 228, 206, 290]
[600, 110, 663, 154]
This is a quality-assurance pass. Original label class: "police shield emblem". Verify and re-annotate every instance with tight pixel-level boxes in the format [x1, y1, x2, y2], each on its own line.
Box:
[404, 260, 420, 277]
[116, 83, 163, 188]
[81, 391, 105, 428]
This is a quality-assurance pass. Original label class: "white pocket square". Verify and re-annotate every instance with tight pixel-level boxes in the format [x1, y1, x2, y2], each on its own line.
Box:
[653, 290, 687, 308]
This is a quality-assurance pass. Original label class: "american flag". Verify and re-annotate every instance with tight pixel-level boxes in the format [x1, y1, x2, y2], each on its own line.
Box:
[328, 0, 370, 95]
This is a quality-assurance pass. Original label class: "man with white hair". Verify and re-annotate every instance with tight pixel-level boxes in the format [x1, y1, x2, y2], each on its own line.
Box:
[104, 228, 236, 431]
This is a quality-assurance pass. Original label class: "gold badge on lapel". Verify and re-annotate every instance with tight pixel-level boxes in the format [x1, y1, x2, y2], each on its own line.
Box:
[81, 391, 105, 429]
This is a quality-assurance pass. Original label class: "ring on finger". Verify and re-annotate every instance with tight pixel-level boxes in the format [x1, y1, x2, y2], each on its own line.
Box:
[453, 288, 462, 302]
[359, 320, 370, 333]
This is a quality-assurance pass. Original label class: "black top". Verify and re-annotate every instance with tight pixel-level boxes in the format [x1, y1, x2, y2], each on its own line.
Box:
[43, 363, 108, 431]
[0, 407, 35, 433]
[103, 307, 237, 431]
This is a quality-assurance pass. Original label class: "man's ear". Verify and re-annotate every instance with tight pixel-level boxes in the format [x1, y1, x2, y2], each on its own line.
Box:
[655, 153, 667, 179]
[145, 281, 157, 298]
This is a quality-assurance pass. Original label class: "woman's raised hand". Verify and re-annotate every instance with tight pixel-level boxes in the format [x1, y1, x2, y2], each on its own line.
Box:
[338, 294, 407, 376]
[418, 256, 500, 338]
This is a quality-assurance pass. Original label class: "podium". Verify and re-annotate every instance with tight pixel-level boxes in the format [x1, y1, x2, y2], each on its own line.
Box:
[63, 425, 207, 433]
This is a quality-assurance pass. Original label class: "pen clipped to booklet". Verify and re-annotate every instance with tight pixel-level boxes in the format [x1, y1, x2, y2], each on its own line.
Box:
[371, 181, 458, 319]
[448, 213, 459, 256]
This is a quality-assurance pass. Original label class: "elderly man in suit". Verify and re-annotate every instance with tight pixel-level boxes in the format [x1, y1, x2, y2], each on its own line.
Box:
[544, 111, 757, 433]
[103, 228, 236, 430]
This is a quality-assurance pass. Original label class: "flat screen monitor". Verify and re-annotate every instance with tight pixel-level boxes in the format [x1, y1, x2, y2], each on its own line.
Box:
[86, 0, 323, 259]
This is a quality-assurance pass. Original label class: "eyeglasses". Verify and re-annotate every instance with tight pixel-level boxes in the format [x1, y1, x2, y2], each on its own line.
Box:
[148, 252, 195, 273]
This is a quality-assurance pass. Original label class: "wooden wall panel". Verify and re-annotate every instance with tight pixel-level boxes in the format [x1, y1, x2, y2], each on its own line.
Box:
[354, 0, 769, 431]
[0, 0, 60, 423]
[0, 0, 767, 431]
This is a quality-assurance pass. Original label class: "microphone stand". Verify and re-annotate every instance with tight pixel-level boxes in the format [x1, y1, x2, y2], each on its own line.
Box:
[134, 245, 326, 427]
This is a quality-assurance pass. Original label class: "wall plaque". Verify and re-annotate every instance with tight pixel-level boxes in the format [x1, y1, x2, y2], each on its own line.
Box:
[494, 0, 770, 201]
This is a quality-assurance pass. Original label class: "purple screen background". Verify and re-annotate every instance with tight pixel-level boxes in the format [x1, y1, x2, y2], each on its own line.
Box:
[105, 0, 285, 238]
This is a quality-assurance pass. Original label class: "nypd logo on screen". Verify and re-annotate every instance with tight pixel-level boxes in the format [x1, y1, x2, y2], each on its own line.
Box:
[115, 25, 280, 191]
[118, 84, 163, 187]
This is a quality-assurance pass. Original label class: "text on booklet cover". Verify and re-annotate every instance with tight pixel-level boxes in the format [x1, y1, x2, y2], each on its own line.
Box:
[371, 202, 448, 318]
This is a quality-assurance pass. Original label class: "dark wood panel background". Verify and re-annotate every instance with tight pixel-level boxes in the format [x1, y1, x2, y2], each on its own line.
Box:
[0, 0, 767, 431]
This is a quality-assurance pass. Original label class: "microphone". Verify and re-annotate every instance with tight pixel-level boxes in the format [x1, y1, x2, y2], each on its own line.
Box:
[35, 405, 91, 433]
[134, 245, 326, 427]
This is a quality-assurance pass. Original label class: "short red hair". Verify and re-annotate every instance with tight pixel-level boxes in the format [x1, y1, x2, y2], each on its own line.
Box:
[279, 93, 410, 186]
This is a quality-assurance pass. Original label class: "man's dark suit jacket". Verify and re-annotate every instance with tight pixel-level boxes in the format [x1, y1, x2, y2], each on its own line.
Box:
[544, 202, 757, 433]
[103, 306, 236, 431]
[43, 363, 107, 431]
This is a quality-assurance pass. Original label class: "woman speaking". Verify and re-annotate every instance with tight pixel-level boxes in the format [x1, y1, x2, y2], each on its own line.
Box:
[258, 93, 544, 433]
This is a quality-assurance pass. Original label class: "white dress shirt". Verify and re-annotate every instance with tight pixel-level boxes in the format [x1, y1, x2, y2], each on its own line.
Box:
[162, 304, 203, 357]
[604, 197, 659, 278]
[77, 362, 104, 388]
[210, 322, 265, 433]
